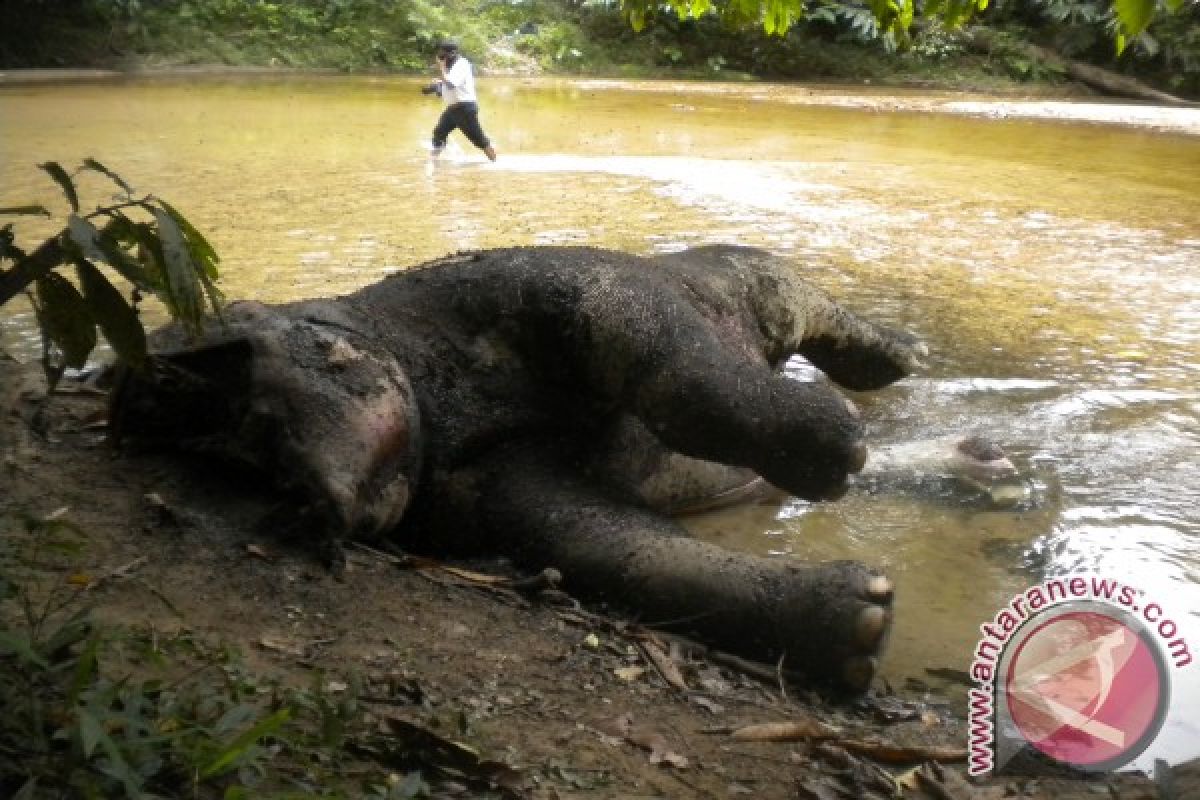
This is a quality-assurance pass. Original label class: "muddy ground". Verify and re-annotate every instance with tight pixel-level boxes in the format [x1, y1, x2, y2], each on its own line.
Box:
[2, 356, 1194, 799]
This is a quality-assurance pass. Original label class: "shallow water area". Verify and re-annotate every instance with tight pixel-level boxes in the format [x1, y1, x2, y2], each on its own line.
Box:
[2, 73, 1198, 770]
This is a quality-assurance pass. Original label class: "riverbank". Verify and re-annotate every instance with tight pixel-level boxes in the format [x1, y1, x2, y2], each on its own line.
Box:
[4, 67, 1197, 136]
[3, 346, 1196, 796]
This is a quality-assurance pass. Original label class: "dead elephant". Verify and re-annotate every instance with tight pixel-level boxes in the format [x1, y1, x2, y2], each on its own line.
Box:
[111, 244, 927, 691]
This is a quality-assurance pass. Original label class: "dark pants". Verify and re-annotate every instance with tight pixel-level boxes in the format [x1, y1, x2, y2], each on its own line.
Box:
[432, 102, 491, 151]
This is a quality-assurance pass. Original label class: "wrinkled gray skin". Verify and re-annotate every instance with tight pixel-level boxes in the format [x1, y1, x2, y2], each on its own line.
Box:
[112, 245, 926, 691]
[639, 433, 1025, 515]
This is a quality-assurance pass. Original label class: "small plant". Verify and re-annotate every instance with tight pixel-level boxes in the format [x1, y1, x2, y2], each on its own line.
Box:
[0, 509, 370, 798]
[0, 159, 223, 388]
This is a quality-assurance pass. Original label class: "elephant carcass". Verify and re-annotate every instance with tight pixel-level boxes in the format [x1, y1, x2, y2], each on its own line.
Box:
[111, 245, 927, 691]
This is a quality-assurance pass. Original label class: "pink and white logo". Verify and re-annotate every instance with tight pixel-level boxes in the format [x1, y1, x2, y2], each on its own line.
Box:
[1001, 607, 1169, 771]
[966, 576, 1190, 776]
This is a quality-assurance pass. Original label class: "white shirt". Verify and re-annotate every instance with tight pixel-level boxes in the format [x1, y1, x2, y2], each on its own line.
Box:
[442, 56, 477, 105]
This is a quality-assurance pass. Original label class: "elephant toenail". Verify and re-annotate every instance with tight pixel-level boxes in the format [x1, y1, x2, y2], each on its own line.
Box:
[856, 606, 887, 648]
[843, 655, 877, 691]
[849, 442, 867, 473]
[865, 575, 893, 603]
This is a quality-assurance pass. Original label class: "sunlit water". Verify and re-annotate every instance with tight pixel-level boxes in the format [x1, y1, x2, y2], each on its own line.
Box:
[3, 75, 1198, 768]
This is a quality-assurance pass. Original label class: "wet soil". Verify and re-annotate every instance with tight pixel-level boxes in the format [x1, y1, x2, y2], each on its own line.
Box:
[1, 357, 1191, 798]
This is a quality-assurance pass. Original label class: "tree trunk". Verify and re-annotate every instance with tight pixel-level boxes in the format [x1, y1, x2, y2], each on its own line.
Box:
[966, 27, 1197, 107]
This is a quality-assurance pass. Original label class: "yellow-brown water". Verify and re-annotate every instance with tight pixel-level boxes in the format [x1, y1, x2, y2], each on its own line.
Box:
[3, 75, 1198, 767]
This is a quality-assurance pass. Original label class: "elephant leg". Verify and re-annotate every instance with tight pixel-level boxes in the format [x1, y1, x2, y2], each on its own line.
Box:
[461, 444, 894, 692]
[571, 288, 868, 502]
[651, 244, 928, 390]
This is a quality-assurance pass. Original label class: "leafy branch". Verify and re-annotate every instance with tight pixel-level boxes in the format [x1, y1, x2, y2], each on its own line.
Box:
[618, 0, 1179, 50]
[0, 159, 223, 387]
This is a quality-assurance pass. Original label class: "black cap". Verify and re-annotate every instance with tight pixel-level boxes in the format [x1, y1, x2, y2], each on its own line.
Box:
[436, 40, 459, 54]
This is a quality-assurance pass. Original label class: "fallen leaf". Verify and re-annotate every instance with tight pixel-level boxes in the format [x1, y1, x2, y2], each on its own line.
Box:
[691, 696, 724, 715]
[258, 635, 307, 657]
[894, 765, 922, 791]
[583, 633, 600, 649]
[67, 573, 92, 587]
[838, 738, 968, 764]
[648, 748, 689, 769]
[615, 665, 647, 682]
[440, 565, 509, 584]
[797, 778, 845, 800]
[639, 639, 689, 691]
[246, 543, 272, 560]
[731, 718, 841, 742]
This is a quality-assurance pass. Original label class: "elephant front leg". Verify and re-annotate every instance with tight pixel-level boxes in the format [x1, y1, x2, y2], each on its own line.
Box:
[462, 445, 894, 692]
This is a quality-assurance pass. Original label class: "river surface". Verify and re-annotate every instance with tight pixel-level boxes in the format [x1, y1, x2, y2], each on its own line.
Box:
[2, 75, 1198, 769]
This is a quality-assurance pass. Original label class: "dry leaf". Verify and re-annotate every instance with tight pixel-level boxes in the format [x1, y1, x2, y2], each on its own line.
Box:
[639, 639, 689, 691]
[258, 635, 307, 657]
[246, 543, 272, 559]
[895, 765, 922, 791]
[648, 748, 690, 769]
[67, 573, 92, 587]
[615, 665, 647, 682]
[440, 565, 509, 584]
[731, 718, 841, 742]
[838, 738, 969, 764]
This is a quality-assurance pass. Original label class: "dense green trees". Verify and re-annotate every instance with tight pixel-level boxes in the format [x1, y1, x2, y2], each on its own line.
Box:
[0, 0, 1195, 95]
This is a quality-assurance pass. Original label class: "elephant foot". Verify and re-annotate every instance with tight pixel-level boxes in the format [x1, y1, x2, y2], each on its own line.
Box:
[769, 561, 894, 692]
[467, 448, 895, 693]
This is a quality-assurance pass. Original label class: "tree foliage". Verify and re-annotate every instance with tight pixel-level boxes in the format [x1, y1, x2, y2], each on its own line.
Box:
[617, 0, 1180, 50]
[0, 160, 223, 388]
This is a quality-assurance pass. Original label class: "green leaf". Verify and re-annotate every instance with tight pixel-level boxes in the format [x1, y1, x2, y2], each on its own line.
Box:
[78, 707, 104, 759]
[158, 199, 223, 312]
[67, 214, 109, 262]
[76, 259, 148, 368]
[81, 158, 135, 196]
[0, 205, 52, 217]
[70, 213, 155, 289]
[43, 609, 92, 660]
[149, 205, 205, 328]
[39, 161, 80, 213]
[1, 224, 27, 263]
[35, 271, 97, 369]
[1113, 0, 1154, 37]
[0, 630, 50, 668]
[200, 708, 291, 779]
[68, 632, 102, 706]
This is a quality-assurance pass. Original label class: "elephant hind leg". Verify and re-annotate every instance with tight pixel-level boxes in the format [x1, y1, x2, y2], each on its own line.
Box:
[466, 444, 894, 692]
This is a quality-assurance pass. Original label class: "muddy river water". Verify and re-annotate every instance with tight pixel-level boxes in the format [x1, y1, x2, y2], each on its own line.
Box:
[2, 74, 1198, 768]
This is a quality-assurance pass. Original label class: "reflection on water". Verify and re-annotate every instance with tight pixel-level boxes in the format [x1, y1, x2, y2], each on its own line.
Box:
[3, 75, 1199, 767]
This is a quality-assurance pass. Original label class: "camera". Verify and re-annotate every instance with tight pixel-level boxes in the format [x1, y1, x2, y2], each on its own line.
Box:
[420, 82, 442, 96]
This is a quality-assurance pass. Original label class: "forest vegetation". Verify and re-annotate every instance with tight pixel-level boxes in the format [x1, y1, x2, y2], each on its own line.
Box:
[0, 0, 1197, 99]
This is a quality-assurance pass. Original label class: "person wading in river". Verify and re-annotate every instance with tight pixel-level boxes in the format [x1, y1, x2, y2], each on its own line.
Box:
[425, 41, 497, 162]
